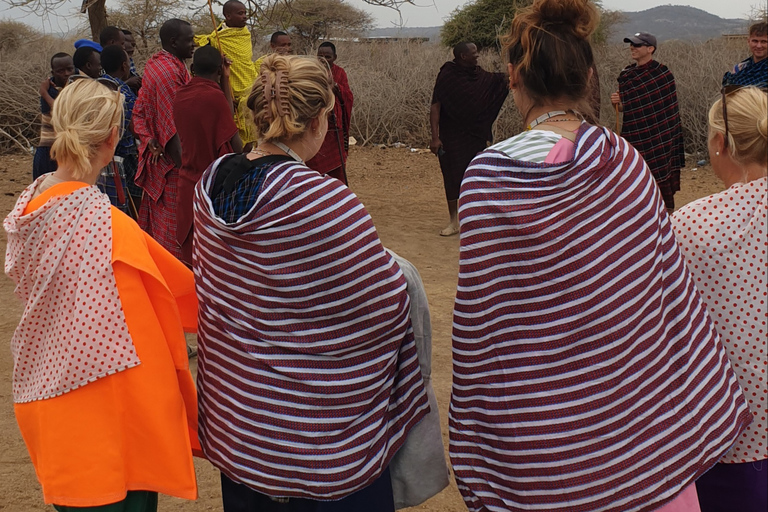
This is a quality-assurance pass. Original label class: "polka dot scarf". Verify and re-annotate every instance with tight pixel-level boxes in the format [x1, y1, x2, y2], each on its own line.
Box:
[4, 178, 140, 403]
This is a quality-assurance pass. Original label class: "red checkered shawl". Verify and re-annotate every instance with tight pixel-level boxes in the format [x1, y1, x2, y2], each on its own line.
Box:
[450, 124, 750, 512]
[192, 159, 429, 499]
[618, 60, 685, 183]
[133, 50, 190, 202]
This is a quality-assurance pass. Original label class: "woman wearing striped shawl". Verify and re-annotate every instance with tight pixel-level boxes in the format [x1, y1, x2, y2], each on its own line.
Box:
[193, 54, 429, 512]
[450, 1, 751, 512]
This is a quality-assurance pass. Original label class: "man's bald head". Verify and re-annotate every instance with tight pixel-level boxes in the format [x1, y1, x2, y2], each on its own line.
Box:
[223, 0, 245, 16]
[453, 42, 479, 68]
[159, 18, 192, 46]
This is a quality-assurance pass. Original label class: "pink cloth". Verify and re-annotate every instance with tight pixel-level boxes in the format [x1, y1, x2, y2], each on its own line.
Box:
[544, 136, 576, 164]
[4, 179, 139, 403]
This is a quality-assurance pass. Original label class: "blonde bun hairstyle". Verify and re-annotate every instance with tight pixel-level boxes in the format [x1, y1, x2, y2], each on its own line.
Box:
[502, 0, 599, 114]
[50, 79, 124, 180]
[247, 54, 334, 143]
[709, 87, 768, 166]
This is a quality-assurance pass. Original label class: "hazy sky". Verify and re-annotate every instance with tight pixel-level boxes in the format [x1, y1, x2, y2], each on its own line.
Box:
[1, 0, 761, 33]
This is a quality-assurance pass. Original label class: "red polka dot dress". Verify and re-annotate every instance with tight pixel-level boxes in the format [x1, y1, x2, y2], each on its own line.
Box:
[671, 177, 767, 464]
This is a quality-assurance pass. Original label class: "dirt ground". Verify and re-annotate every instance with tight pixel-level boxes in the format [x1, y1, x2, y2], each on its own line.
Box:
[0, 147, 723, 511]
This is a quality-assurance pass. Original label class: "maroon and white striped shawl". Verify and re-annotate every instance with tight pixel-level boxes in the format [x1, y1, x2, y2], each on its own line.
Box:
[192, 158, 429, 499]
[450, 124, 751, 512]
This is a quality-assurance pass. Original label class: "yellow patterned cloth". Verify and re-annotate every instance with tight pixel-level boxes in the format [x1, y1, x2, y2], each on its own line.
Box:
[195, 24, 257, 144]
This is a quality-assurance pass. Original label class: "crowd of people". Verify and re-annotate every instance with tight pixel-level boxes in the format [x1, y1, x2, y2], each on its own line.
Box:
[3, 0, 766, 511]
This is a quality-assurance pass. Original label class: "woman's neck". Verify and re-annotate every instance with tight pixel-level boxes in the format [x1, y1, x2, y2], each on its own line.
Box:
[718, 159, 767, 188]
[51, 161, 104, 186]
[523, 105, 580, 129]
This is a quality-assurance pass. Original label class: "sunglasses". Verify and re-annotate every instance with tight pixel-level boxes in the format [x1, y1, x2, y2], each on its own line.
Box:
[719, 84, 768, 149]
[629, 43, 649, 48]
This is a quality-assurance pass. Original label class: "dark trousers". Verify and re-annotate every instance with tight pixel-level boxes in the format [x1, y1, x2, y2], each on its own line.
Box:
[54, 491, 158, 512]
[696, 459, 767, 512]
[33, 145, 57, 179]
[221, 468, 394, 512]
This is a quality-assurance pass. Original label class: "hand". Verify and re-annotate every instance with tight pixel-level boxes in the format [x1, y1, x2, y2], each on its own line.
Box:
[147, 139, 163, 164]
[429, 138, 442, 156]
[610, 92, 621, 106]
[39, 77, 53, 94]
[126, 75, 142, 92]
[221, 55, 232, 80]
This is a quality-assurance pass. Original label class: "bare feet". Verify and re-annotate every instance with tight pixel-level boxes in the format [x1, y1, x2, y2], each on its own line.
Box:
[440, 221, 459, 237]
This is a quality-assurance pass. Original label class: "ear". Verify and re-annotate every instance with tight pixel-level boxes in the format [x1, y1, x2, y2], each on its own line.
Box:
[710, 130, 726, 155]
[507, 63, 519, 88]
[107, 125, 120, 148]
[309, 115, 321, 133]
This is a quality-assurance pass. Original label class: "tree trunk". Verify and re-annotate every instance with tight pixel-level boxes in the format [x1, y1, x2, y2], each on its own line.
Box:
[87, 0, 108, 41]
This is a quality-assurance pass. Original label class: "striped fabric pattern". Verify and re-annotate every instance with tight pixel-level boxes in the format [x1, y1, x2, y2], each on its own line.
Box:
[193, 159, 429, 500]
[450, 124, 751, 512]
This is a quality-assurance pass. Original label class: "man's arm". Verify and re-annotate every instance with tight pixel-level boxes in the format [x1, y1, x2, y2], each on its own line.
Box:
[230, 133, 244, 154]
[429, 102, 441, 155]
[165, 134, 182, 168]
[39, 79, 55, 109]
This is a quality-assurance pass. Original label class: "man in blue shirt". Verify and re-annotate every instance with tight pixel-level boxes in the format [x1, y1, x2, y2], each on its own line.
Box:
[723, 21, 767, 87]
[99, 44, 141, 213]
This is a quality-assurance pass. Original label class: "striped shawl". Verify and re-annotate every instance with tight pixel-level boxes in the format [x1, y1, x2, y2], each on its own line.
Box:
[450, 124, 751, 512]
[193, 159, 429, 499]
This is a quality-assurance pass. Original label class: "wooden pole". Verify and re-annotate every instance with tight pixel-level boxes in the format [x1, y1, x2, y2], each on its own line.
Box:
[615, 103, 620, 133]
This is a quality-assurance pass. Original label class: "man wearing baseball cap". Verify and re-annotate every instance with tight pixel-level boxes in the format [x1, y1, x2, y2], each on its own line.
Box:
[611, 32, 685, 212]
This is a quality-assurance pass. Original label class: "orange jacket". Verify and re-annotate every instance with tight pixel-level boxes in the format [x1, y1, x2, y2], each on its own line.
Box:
[14, 182, 200, 506]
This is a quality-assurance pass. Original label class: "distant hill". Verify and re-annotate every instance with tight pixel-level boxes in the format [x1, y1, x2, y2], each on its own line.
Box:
[609, 5, 749, 43]
[366, 5, 750, 44]
[364, 26, 442, 42]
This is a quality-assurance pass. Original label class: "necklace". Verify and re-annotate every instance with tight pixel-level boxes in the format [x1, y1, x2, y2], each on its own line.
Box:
[527, 110, 578, 130]
[272, 141, 305, 164]
[249, 147, 272, 157]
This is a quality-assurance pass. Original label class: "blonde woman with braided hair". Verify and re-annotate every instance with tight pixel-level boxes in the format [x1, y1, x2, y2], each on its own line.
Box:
[193, 54, 429, 511]
[671, 86, 768, 512]
[4, 79, 201, 511]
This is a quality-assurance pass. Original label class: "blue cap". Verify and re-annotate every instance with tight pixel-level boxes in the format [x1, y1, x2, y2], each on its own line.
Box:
[74, 39, 103, 52]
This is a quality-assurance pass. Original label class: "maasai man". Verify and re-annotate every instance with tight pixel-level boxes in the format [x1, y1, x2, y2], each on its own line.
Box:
[611, 32, 685, 212]
[723, 21, 767, 87]
[33, 52, 74, 179]
[254, 31, 292, 74]
[173, 45, 242, 266]
[73, 45, 102, 78]
[430, 42, 508, 236]
[307, 41, 354, 185]
[195, 0, 258, 149]
[132, 19, 194, 259]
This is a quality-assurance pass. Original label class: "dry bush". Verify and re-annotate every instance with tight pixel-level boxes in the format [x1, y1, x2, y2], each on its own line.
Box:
[0, 22, 75, 153]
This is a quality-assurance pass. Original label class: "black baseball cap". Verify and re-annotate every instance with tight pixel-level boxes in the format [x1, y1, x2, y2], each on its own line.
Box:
[624, 32, 657, 47]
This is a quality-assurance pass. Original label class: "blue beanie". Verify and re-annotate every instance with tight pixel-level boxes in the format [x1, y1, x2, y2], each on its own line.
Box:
[74, 39, 103, 52]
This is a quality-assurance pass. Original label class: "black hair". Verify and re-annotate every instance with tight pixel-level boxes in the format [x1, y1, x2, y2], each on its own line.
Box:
[271, 31, 289, 44]
[223, 0, 245, 15]
[50, 52, 71, 69]
[453, 42, 473, 59]
[318, 41, 336, 55]
[122, 29, 133, 36]
[99, 26, 123, 46]
[159, 19, 192, 46]
[100, 44, 128, 74]
[193, 45, 223, 76]
[73, 46, 99, 70]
